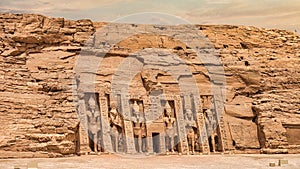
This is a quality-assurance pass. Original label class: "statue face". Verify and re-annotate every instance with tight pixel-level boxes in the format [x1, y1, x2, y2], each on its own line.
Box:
[199, 112, 203, 118]
[166, 108, 172, 116]
[90, 104, 96, 110]
[186, 109, 192, 118]
[110, 107, 117, 116]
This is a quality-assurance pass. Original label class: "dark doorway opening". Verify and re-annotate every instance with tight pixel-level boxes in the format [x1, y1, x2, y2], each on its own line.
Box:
[214, 135, 219, 152]
[152, 133, 160, 153]
[88, 130, 95, 152]
[174, 135, 179, 152]
[208, 136, 213, 152]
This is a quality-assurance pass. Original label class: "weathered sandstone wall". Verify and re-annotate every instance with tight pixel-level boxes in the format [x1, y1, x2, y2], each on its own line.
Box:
[0, 13, 299, 157]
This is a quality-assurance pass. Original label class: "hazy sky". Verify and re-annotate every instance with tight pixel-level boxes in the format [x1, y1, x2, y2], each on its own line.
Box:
[0, 0, 299, 32]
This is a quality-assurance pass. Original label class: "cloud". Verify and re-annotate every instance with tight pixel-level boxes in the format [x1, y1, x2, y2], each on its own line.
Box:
[180, 0, 300, 31]
[205, 0, 232, 5]
[0, 0, 299, 31]
[0, 0, 137, 15]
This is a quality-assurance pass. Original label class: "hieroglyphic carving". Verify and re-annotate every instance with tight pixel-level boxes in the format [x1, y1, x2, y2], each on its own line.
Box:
[77, 97, 90, 153]
[120, 93, 135, 153]
[176, 95, 188, 154]
[217, 116, 227, 151]
[148, 95, 160, 121]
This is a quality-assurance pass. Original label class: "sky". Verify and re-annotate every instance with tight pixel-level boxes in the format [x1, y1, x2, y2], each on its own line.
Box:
[0, 0, 299, 32]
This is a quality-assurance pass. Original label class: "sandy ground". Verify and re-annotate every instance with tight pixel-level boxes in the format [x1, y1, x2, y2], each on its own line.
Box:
[0, 154, 299, 169]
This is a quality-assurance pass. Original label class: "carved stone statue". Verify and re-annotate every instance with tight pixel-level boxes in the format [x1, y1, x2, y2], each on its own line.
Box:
[204, 109, 216, 152]
[195, 109, 211, 153]
[204, 109, 214, 134]
[109, 104, 123, 152]
[132, 101, 144, 153]
[185, 109, 196, 154]
[202, 95, 212, 110]
[86, 96, 101, 153]
[132, 101, 140, 121]
[163, 101, 176, 153]
[185, 109, 196, 128]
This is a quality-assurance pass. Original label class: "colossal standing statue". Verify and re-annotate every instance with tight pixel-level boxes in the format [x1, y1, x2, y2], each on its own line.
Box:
[109, 104, 123, 152]
[163, 101, 176, 153]
[132, 101, 144, 153]
[185, 109, 196, 154]
[86, 96, 101, 152]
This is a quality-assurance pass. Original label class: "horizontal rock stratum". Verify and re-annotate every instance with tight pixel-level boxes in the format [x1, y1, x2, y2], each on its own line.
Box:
[0, 13, 299, 158]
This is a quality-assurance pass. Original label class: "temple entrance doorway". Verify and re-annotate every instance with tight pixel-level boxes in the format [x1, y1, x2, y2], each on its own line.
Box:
[152, 133, 160, 153]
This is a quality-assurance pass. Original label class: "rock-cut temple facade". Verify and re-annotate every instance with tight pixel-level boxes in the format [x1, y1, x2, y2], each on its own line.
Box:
[0, 13, 299, 158]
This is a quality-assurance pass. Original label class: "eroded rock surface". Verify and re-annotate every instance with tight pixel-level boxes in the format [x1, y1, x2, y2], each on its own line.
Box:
[0, 13, 299, 157]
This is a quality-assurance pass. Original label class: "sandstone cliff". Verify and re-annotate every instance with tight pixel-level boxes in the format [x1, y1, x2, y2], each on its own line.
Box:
[0, 13, 299, 158]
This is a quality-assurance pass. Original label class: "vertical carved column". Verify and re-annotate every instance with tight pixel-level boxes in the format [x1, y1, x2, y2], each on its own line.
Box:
[196, 112, 210, 154]
[78, 98, 87, 130]
[192, 95, 201, 114]
[177, 95, 188, 154]
[147, 133, 153, 153]
[212, 94, 227, 152]
[99, 94, 113, 152]
[77, 98, 90, 154]
[120, 93, 135, 153]
[217, 116, 227, 152]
